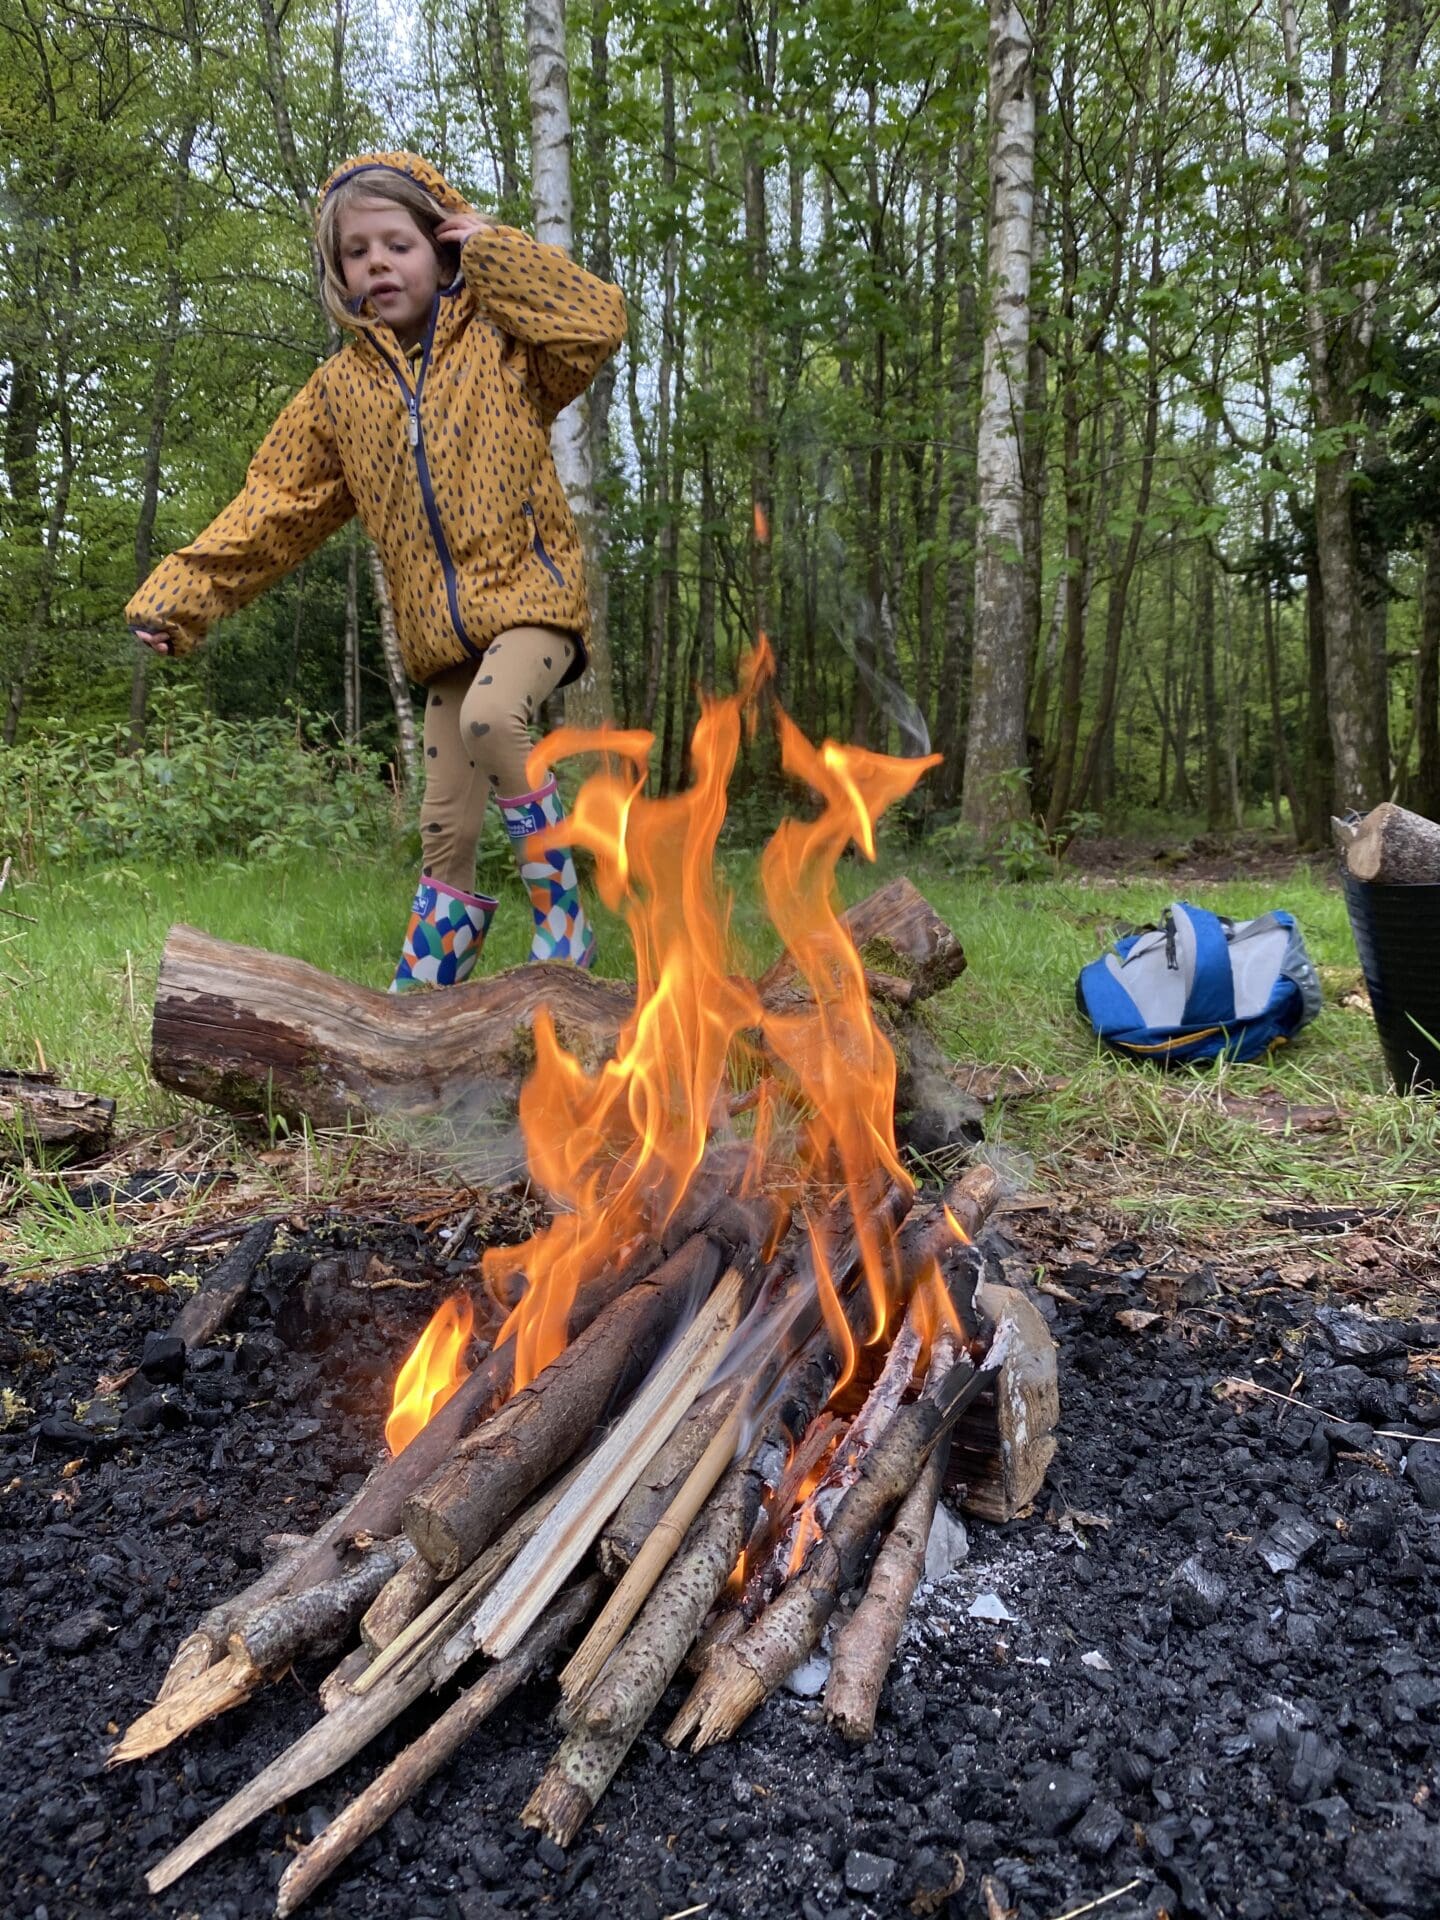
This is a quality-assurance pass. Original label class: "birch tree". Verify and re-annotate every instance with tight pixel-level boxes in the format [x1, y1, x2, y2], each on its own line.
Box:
[960, 0, 1037, 838]
[527, 0, 614, 726]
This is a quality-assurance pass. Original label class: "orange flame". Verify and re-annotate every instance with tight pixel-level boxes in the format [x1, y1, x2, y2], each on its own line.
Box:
[944, 1204, 972, 1246]
[385, 1294, 474, 1455]
[760, 716, 941, 1348]
[481, 649, 775, 1390]
[386, 642, 947, 1445]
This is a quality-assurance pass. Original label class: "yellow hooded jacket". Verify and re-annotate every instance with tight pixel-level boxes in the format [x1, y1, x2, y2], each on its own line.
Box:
[125, 152, 626, 687]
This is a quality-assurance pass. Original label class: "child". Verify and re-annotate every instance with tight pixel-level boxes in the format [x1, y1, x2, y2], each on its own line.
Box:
[128, 151, 626, 988]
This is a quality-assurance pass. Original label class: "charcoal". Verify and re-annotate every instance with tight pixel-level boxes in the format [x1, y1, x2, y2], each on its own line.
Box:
[139, 1333, 186, 1383]
[1169, 1556, 1228, 1627]
[1021, 1765, 1094, 1836]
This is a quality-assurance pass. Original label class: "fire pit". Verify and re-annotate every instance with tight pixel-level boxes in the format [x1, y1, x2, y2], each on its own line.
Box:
[99, 650, 1058, 1910]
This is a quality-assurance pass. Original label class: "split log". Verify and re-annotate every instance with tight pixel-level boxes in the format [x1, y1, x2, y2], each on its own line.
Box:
[669, 1338, 1000, 1750]
[317, 1646, 372, 1713]
[598, 1379, 740, 1578]
[405, 1198, 778, 1578]
[150, 879, 965, 1131]
[1344, 801, 1440, 884]
[952, 1279, 1059, 1522]
[165, 1217, 277, 1350]
[824, 1339, 957, 1743]
[275, 1579, 600, 1917]
[471, 1267, 746, 1659]
[0, 1072, 115, 1164]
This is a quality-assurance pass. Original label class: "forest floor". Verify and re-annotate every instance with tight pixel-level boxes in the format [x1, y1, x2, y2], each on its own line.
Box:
[2, 825, 1438, 1920]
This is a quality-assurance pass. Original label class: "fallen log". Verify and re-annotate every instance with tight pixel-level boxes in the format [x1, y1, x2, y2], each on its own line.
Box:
[150, 879, 965, 1130]
[1342, 801, 1440, 884]
[0, 1072, 115, 1165]
[276, 1579, 600, 1917]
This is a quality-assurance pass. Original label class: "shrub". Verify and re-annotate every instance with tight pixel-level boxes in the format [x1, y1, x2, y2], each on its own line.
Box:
[0, 691, 395, 870]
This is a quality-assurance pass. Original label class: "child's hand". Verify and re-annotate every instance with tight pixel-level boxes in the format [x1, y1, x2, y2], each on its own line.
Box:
[436, 212, 498, 248]
[133, 628, 174, 655]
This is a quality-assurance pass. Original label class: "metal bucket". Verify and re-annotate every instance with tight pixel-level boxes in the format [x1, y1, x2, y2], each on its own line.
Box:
[1342, 871, 1440, 1093]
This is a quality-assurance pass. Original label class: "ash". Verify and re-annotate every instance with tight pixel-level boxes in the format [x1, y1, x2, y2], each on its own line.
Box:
[3, 1195, 1439, 1920]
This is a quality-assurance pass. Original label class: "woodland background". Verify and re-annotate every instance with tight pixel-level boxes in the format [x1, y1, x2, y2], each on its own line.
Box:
[2, 0, 1439, 864]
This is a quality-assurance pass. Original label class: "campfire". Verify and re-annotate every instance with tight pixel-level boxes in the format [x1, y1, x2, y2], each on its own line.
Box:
[111, 647, 1057, 1911]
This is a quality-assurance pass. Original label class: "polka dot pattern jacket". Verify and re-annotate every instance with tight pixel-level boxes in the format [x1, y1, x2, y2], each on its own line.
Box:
[125, 151, 627, 688]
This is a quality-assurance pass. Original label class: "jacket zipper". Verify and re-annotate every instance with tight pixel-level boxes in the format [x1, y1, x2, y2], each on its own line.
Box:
[523, 502, 566, 587]
[369, 311, 481, 659]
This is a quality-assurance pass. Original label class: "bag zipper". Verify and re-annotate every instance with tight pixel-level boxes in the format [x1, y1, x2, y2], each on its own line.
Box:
[523, 502, 566, 587]
[368, 310, 481, 659]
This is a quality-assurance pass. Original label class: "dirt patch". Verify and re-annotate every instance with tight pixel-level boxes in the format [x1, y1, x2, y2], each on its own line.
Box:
[2, 1197, 1439, 1920]
[1068, 831, 1335, 891]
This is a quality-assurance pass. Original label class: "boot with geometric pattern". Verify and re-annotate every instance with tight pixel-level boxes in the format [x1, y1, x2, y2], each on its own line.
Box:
[496, 777, 596, 969]
[388, 874, 498, 992]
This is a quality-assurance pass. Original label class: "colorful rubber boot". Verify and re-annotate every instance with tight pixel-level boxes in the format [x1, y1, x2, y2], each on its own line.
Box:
[497, 778, 596, 968]
[388, 875, 498, 992]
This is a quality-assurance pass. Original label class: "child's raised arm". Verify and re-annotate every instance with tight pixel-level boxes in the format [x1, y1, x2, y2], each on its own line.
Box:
[126, 367, 353, 655]
[438, 214, 627, 427]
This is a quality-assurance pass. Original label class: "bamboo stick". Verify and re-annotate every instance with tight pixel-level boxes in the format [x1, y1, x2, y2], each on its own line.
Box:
[472, 1268, 746, 1660]
[276, 1578, 601, 1916]
[599, 1378, 740, 1577]
[561, 1397, 745, 1706]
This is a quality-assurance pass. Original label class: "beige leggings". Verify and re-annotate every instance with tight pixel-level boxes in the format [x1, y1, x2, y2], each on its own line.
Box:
[419, 625, 578, 891]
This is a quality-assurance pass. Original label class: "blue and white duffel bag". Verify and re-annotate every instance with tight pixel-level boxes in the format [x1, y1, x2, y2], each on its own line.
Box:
[1076, 900, 1322, 1065]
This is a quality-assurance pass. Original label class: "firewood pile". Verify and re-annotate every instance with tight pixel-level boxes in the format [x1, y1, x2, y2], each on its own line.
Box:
[108, 654, 1060, 1911]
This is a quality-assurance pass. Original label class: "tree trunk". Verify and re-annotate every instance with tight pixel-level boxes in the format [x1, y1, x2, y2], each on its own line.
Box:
[527, 0, 614, 726]
[1415, 526, 1440, 822]
[960, 0, 1036, 839]
[367, 549, 420, 788]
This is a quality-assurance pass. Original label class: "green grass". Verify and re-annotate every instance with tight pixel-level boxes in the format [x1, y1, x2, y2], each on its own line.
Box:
[1, 840, 1434, 1256]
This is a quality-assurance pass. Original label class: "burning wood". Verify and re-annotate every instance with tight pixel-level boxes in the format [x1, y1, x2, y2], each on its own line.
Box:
[116, 648, 1059, 1901]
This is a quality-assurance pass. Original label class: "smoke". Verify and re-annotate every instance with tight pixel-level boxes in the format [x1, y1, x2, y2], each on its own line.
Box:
[817, 522, 933, 760]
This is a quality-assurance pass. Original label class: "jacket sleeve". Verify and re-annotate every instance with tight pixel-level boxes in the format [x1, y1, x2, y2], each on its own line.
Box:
[460, 225, 627, 425]
[125, 368, 353, 654]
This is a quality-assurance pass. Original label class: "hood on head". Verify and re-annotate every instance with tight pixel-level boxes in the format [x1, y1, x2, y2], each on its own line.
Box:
[316, 150, 474, 224]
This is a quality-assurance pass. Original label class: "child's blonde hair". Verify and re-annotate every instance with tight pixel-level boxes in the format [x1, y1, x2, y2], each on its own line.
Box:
[316, 171, 457, 334]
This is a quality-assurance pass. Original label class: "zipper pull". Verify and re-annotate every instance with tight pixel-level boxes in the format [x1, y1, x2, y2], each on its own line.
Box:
[407, 404, 419, 449]
[522, 502, 534, 518]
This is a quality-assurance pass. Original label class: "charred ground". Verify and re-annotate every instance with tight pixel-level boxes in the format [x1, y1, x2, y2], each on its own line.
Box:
[3, 1191, 1439, 1920]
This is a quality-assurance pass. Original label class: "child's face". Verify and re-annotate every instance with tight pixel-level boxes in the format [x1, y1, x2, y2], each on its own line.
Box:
[337, 198, 444, 347]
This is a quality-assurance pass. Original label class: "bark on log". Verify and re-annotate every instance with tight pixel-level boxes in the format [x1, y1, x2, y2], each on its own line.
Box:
[166, 1218, 277, 1350]
[150, 880, 965, 1129]
[1344, 801, 1440, 884]
[276, 1579, 600, 1916]
[823, 1335, 958, 1743]
[0, 1072, 115, 1164]
[228, 1539, 412, 1671]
